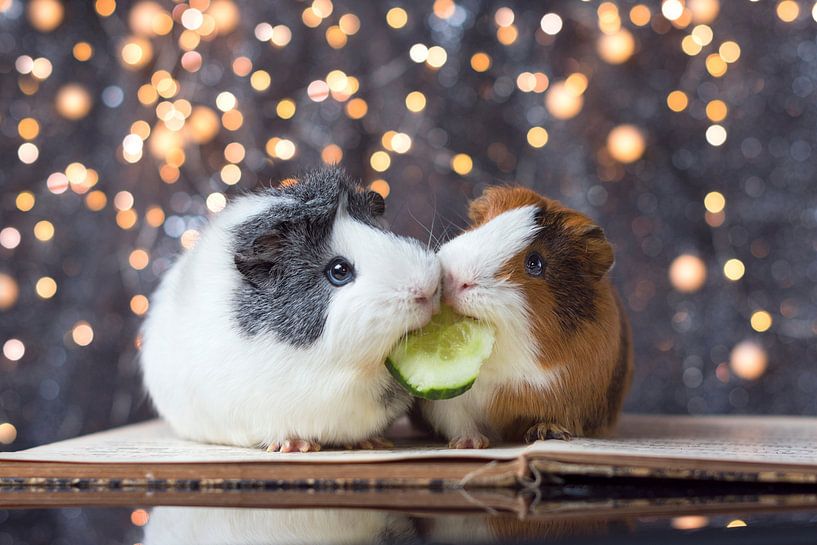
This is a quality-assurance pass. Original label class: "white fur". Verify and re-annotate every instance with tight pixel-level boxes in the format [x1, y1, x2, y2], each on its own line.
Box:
[142, 507, 414, 545]
[421, 206, 561, 442]
[140, 194, 440, 448]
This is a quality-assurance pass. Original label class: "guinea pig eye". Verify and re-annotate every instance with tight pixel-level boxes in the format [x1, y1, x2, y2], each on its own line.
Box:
[325, 257, 355, 287]
[524, 252, 545, 277]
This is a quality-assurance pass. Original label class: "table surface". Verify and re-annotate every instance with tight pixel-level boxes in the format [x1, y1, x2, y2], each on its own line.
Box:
[2, 480, 817, 545]
[2, 503, 817, 545]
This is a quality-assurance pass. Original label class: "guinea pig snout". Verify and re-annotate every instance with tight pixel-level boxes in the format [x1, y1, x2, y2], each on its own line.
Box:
[408, 284, 437, 308]
[442, 272, 475, 306]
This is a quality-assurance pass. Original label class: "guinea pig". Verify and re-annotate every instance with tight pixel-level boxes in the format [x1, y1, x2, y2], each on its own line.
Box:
[140, 168, 440, 452]
[142, 507, 416, 545]
[420, 186, 632, 448]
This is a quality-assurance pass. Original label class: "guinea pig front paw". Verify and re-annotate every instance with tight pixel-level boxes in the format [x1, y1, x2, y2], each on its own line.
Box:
[343, 436, 395, 450]
[266, 438, 322, 453]
[523, 422, 574, 443]
[448, 433, 490, 449]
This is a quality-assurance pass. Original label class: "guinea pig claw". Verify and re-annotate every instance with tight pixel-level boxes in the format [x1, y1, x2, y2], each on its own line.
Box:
[524, 423, 573, 443]
[448, 434, 490, 449]
[267, 439, 321, 453]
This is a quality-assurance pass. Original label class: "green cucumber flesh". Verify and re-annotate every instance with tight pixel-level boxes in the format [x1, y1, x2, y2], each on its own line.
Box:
[386, 306, 496, 400]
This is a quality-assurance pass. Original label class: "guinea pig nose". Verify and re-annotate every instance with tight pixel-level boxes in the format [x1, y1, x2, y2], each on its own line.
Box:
[410, 286, 432, 305]
[458, 282, 475, 293]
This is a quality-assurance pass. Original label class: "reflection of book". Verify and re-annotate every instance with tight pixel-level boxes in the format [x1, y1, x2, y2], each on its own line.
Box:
[2, 414, 817, 495]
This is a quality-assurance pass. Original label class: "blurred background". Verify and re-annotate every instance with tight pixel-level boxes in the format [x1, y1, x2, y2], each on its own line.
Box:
[0, 0, 816, 452]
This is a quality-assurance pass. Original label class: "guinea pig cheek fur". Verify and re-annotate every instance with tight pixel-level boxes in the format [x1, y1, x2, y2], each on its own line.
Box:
[497, 245, 562, 364]
[320, 213, 441, 367]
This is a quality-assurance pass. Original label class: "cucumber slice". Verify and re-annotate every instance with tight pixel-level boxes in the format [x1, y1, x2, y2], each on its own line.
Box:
[386, 306, 496, 400]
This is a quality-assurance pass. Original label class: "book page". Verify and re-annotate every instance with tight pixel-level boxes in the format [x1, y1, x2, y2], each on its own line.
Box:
[0, 419, 533, 463]
[527, 414, 817, 467]
[1, 414, 816, 467]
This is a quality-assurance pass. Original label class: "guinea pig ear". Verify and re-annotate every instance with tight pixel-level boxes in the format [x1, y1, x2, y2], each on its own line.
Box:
[233, 230, 283, 287]
[365, 190, 386, 217]
[576, 224, 615, 280]
[467, 189, 496, 226]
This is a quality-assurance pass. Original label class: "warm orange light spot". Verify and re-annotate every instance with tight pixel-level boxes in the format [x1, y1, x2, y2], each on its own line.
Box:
[130, 295, 150, 316]
[0, 274, 18, 310]
[545, 82, 584, 120]
[470, 52, 491, 72]
[629, 4, 651, 26]
[72, 321, 94, 347]
[145, 206, 165, 227]
[669, 254, 707, 293]
[666, 90, 689, 112]
[730, 341, 767, 380]
[28, 0, 64, 31]
[130, 509, 149, 527]
[85, 191, 107, 211]
[607, 124, 646, 163]
[369, 179, 390, 198]
[55, 84, 93, 120]
[450, 153, 473, 175]
[321, 144, 343, 164]
[776, 0, 800, 22]
[705, 99, 728, 122]
[705, 53, 727, 77]
[345, 97, 368, 119]
[73, 42, 93, 61]
[129, 249, 150, 270]
[18, 118, 40, 140]
[386, 7, 408, 28]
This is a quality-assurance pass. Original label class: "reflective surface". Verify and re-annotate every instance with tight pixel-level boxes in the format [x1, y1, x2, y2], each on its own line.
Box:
[2, 503, 817, 545]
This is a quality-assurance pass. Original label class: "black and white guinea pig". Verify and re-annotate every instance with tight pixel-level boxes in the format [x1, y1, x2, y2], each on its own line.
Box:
[140, 168, 440, 452]
[142, 507, 416, 545]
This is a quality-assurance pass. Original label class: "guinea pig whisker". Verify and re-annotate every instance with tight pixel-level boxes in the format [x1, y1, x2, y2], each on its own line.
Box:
[405, 208, 439, 251]
[426, 207, 436, 251]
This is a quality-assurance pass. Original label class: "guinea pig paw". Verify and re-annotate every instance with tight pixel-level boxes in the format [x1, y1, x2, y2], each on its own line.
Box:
[448, 434, 490, 449]
[524, 423, 574, 443]
[344, 437, 395, 450]
[267, 439, 322, 453]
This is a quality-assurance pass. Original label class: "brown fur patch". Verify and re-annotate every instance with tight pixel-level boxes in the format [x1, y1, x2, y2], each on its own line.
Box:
[469, 186, 550, 226]
[486, 517, 610, 541]
[485, 284, 622, 440]
[471, 186, 633, 440]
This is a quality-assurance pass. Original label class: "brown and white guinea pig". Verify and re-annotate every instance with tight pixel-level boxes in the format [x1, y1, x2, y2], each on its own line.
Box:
[420, 186, 632, 448]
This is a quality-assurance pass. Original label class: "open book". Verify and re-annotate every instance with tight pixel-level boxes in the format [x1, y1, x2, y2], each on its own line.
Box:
[2, 414, 817, 493]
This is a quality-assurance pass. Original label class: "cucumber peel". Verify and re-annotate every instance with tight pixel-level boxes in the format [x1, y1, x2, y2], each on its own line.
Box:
[386, 306, 495, 400]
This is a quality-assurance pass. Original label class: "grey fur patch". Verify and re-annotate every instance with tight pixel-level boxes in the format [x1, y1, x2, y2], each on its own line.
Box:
[231, 168, 384, 346]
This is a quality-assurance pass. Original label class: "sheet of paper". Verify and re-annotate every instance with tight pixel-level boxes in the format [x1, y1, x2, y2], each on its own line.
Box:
[0, 419, 532, 463]
[2, 414, 816, 467]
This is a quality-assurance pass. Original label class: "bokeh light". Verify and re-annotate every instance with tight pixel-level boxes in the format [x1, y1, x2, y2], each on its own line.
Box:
[669, 255, 707, 293]
[55, 84, 93, 120]
[71, 321, 94, 347]
[0, 273, 19, 310]
[607, 125, 646, 163]
[27, 0, 64, 32]
[545, 81, 584, 120]
[3, 339, 25, 362]
[730, 341, 768, 380]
